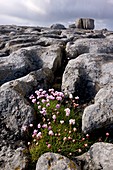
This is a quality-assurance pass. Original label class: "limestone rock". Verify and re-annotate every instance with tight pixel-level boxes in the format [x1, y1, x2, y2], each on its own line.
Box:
[0, 146, 28, 170]
[0, 44, 63, 85]
[50, 23, 66, 29]
[66, 38, 113, 59]
[0, 68, 54, 170]
[62, 53, 113, 103]
[36, 152, 79, 170]
[75, 142, 113, 170]
[82, 86, 113, 133]
[75, 18, 94, 29]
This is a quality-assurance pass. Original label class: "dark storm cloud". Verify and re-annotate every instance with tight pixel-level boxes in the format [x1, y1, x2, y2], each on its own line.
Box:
[0, 0, 113, 30]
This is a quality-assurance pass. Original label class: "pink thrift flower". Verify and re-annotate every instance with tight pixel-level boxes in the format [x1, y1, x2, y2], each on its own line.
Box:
[48, 130, 54, 136]
[86, 134, 89, 138]
[48, 126, 52, 130]
[69, 93, 73, 99]
[63, 137, 67, 141]
[60, 120, 64, 124]
[22, 125, 27, 131]
[56, 96, 62, 101]
[65, 108, 70, 116]
[36, 132, 42, 139]
[42, 124, 48, 129]
[52, 115, 56, 120]
[29, 94, 35, 99]
[46, 103, 50, 107]
[78, 149, 82, 153]
[69, 119, 75, 125]
[56, 104, 60, 109]
[33, 129, 38, 135]
[29, 124, 33, 127]
[32, 98, 36, 103]
[106, 132, 109, 137]
[75, 96, 79, 100]
[47, 144, 51, 149]
[41, 99, 46, 103]
[28, 142, 30, 145]
[38, 105, 41, 110]
[37, 123, 41, 128]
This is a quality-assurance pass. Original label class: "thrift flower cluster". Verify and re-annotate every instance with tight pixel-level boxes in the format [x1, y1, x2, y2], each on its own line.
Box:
[23, 88, 110, 162]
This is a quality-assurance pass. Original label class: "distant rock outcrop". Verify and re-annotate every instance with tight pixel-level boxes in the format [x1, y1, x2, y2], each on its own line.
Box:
[0, 21, 113, 169]
[75, 18, 95, 29]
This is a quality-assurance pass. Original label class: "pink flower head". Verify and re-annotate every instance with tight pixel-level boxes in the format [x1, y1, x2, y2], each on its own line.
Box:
[56, 104, 60, 109]
[46, 103, 50, 107]
[106, 132, 109, 137]
[22, 125, 27, 131]
[47, 144, 51, 149]
[41, 99, 46, 103]
[52, 115, 56, 120]
[75, 96, 79, 100]
[69, 119, 75, 125]
[29, 94, 35, 99]
[33, 129, 38, 135]
[29, 123, 33, 127]
[60, 120, 64, 124]
[48, 130, 54, 136]
[48, 88, 54, 92]
[69, 93, 73, 99]
[56, 96, 62, 101]
[38, 105, 41, 110]
[37, 123, 41, 128]
[32, 98, 36, 103]
[65, 108, 70, 116]
[36, 132, 42, 139]
[86, 134, 89, 138]
[42, 124, 48, 129]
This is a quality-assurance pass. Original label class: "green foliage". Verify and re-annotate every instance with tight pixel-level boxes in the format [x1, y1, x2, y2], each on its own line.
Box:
[24, 89, 110, 165]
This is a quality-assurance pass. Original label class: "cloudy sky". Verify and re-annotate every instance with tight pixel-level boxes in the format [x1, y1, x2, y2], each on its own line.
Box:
[0, 0, 113, 30]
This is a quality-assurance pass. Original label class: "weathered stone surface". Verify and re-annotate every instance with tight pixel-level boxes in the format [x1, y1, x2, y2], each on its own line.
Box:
[75, 18, 94, 29]
[0, 68, 54, 170]
[62, 53, 113, 103]
[66, 38, 113, 59]
[36, 152, 79, 170]
[0, 44, 63, 85]
[0, 146, 28, 170]
[75, 142, 113, 170]
[82, 86, 113, 133]
[50, 23, 66, 29]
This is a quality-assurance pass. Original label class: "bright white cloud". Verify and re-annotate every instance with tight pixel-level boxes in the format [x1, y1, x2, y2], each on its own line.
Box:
[0, 0, 113, 30]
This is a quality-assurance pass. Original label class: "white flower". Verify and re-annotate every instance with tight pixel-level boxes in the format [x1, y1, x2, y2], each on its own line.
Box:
[48, 130, 54, 136]
[64, 108, 70, 116]
[52, 115, 56, 120]
[69, 119, 75, 125]
[75, 96, 79, 100]
[69, 93, 73, 99]
[60, 120, 64, 124]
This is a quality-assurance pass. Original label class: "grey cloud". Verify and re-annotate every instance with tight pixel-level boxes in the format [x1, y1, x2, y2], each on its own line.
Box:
[0, 0, 113, 30]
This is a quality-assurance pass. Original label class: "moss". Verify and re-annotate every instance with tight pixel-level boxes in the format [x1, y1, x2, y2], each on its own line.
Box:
[68, 160, 77, 170]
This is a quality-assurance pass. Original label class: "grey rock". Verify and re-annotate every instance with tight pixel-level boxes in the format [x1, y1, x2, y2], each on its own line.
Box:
[50, 23, 66, 29]
[62, 53, 113, 103]
[0, 44, 63, 85]
[82, 86, 113, 133]
[66, 38, 113, 59]
[36, 152, 78, 170]
[75, 142, 113, 170]
[0, 146, 28, 170]
[0, 68, 54, 170]
[69, 24, 76, 28]
[75, 18, 94, 29]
